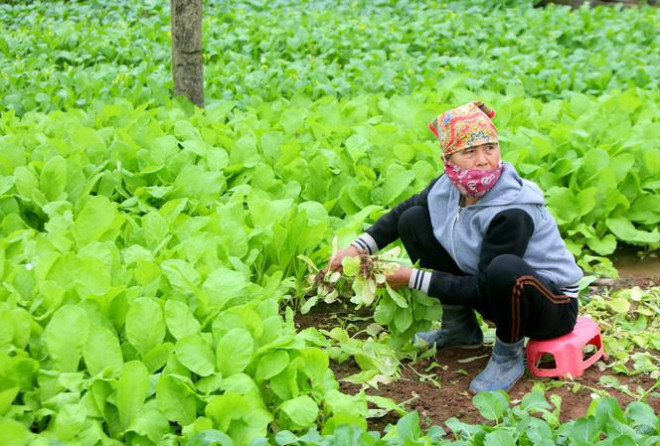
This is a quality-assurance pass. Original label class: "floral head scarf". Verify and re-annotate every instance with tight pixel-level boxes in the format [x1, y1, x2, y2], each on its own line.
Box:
[428, 101, 498, 156]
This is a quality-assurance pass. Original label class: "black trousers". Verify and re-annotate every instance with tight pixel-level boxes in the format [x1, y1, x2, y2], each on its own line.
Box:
[398, 206, 578, 343]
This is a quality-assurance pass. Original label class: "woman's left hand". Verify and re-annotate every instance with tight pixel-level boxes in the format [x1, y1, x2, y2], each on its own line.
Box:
[385, 265, 412, 289]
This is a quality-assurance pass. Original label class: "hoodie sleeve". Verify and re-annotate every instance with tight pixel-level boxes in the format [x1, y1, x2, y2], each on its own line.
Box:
[478, 208, 534, 271]
[359, 176, 442, 250]
[410, 209, 535, 306]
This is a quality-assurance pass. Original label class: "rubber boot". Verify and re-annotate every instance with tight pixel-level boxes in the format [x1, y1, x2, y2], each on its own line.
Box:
[413, 305, 483, 349]
[469, 337, 525, 393]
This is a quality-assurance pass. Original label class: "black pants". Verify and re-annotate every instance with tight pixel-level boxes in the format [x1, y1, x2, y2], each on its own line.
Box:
[398, 206, 578, 343]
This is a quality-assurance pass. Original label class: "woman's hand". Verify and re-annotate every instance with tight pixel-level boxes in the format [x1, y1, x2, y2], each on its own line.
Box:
[385, 265, 412, 289]
[327, 245, 361, 272]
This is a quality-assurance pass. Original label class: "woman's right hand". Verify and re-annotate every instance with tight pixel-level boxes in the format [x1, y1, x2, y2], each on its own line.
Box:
[327, 245, 361, 272]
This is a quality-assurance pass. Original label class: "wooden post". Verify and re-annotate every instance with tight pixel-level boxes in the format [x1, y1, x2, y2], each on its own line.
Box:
[170, 0, 204, 107]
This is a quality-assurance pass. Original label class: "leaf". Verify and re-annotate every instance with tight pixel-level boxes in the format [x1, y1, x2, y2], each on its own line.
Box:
[174, 120, 201, 140]
[279, 395, 319, 429]
[116, 361, 149, 431]
[255, 350, 290, 381]
[248, 194, 294, 227]
[345, 134, 370, 161]
[164, 299, 201, 340]
[297, 254, 319, 273]
[576, 187, 597, 217]
[351, 277, 377, 306]
[274, 431, 300, 446]
[72, 195, 121, 246]
[372, 170, 416, 206]
[525, 418, 554, 446]
[196, 373, 224, 395]
[216, 328, 254, 377]
[578, 149, 610, 180]
[374, 298, 396, 325]
[161, 259, 201, 290]
[202, 267, 249, 309]
[393, 308, 413, 333]
[628, 194, 660, 225]
[395, 411, 422, 442]
[567, 417, 600, 446]
[0, 418, 30, 446]
[13, 166, 39, 198]
[134, 259, 160, 286]
[0, 387, 19, 416]
[173, 164, 226, 205]
[175, 334, 216, 377]
[39, 155, 68, 201]
[53, 403, 86, 441]
[185, 429, 236, 446]
[641, 149, 660, 177]
[75, 256, 112, 295]
[300, 295, 318, 314]
[586, 234, 617, 256]
[393, 143, 416, 163]
[366, 395, 406, 416]
[520, 390, 552, 413]
[606, 217, 660, 245]
[125, 297, 166, 356]
[156, 375, 197, 426]
[472, 391, 510, 421]
[159, 198, 189, 224]
[44, 305, 90, 372]
[606, 298, 631, 314]
[141, 211, 169, 248]
[0, 176, 14, 196]
[484, 429, 516, 446]
[298, 348, 329, 383]
[628, 287, 643, 302]
[0, 311, 14, 350]
[205, 393, 250, 431]
[142, 342, 174, 373]
[341, 256, 360, 276]
[229, 134, 258, 165]
[625, 401, 658, 432]
[83, 326, 123, 377]
[546, 187, 580, 225]
[127, 408, 170, 443]
[386, 285, 409, 308]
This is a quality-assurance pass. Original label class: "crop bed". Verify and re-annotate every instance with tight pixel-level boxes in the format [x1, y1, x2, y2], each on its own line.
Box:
[297, 275, 660, 431]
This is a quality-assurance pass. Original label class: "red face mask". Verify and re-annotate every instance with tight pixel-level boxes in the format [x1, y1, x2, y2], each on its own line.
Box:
[442, 158, 504, 199]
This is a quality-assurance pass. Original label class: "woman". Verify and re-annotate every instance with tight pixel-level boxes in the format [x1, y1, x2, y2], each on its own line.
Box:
[330, 101, 582, 393]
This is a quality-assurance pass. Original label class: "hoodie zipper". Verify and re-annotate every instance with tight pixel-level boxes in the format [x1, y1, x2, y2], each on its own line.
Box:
[450, 207, 463, 271]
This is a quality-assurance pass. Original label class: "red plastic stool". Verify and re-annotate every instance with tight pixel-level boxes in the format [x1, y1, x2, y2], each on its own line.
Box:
[526, 316, 606, 378]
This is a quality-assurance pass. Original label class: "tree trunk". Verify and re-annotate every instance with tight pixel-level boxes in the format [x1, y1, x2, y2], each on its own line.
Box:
[170, 0, 204, 107]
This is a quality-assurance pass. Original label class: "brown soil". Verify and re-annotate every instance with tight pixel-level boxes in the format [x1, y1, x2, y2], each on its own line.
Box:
[295, 272, 660, 432]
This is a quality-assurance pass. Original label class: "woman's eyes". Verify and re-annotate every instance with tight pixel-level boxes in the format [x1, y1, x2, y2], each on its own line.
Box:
[461, 145, 495, 157]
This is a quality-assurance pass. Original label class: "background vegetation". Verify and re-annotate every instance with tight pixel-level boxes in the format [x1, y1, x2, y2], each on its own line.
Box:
[0, 0, 658, 445]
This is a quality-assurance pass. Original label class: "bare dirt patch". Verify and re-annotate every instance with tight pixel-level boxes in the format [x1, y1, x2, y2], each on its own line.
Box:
[332, 345, 659, 432]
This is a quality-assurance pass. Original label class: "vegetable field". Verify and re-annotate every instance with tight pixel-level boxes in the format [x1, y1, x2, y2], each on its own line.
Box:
[0, 0, 658, 445]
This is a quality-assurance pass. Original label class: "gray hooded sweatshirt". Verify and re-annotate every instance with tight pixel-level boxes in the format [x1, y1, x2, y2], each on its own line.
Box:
[426, 162, 583, 289]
